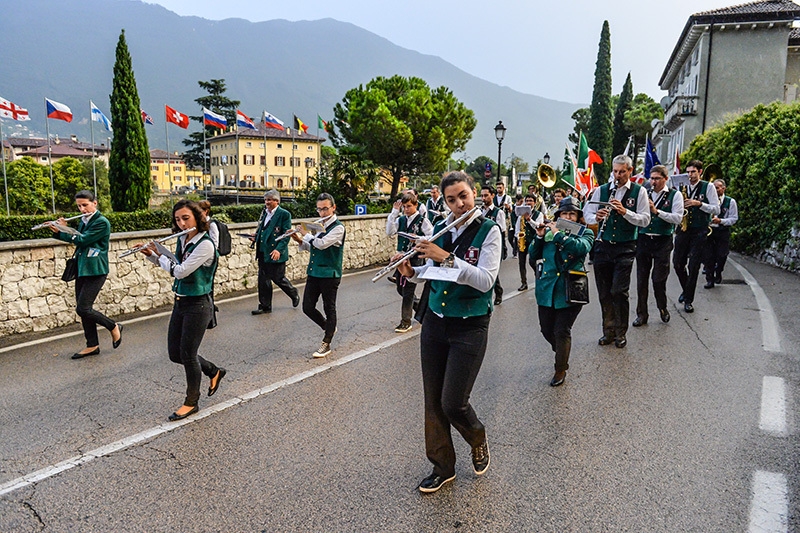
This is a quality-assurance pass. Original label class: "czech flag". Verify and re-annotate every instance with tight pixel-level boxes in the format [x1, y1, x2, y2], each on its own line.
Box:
[165, 105, 189, 129]
[236, 110, 256, 130]
[262, 110, 284, 130]
[46, 98, 72, 123]
[203, 107, 227, 130]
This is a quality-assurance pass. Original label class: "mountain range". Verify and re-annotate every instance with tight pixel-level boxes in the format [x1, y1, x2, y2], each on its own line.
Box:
[0, 0, 583, 168]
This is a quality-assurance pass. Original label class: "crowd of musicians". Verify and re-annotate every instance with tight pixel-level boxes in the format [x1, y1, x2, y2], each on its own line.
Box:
[44, 153, 736, 493]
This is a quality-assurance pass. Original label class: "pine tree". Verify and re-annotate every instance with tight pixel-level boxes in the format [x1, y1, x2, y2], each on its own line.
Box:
[182, 79, 240, 170]
[108, 29, 150, 212]
[612, 73, 634, 159]
[587, 21, 613, 183]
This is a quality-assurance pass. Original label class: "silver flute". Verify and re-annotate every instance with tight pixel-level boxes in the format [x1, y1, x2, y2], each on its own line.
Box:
[119, 227, 196, 258]
[371, 206, 481, 282]
[31, 214, 85, 230]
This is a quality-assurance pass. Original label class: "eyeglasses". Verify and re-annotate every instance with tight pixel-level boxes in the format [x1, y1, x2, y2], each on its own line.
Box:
[316, 206, 332, 212]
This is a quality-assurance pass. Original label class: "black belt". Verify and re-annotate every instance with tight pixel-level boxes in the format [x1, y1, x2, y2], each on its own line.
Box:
[640, 234, 672, 240]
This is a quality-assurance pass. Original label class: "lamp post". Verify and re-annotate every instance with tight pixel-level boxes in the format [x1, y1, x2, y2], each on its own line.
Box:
[543, 152, 550, 166]
[305, 157, 313, 187]
[494, 121, 506, 187]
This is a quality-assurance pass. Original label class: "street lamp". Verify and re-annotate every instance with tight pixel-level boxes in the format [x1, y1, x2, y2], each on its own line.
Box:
[305, 157, 313, 186]
[494, 121, 506, 186]
[543, 152, 550, 165]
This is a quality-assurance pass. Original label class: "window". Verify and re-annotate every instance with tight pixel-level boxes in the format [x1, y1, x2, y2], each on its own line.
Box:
[275, 156, 285, 166]
[259, 142, 265, 148]
[305, 158, 316, 167]
[244, 154, 255, 165]
[173, 166, 181, 172]
[276, 143, 283, 149]
[293, 144, 298, 150]
[289, 157, 300, 167]
[151, 165, 158, 171]
[260, 155, 266, 166]
[277, 178, 284, 188]
[245, 142, 252, 148]
[307, 145, 313, 151]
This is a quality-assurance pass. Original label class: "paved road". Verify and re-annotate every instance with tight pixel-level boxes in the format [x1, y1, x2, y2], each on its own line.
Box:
[0, 253, 797, 532]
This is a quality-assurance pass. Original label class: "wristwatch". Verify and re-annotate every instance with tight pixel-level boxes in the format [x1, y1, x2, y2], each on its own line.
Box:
[441, 252, 455, 268]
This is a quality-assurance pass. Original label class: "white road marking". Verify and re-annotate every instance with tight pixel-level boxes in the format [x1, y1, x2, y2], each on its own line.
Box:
[749, 470, 788, 533]
[0, 329, 420, 497]
[729, 259, 783, 353]
[759, 377, 787, 435]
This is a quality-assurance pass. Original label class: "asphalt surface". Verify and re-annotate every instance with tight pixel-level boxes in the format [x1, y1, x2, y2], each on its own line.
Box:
[0, 252, 797, 532]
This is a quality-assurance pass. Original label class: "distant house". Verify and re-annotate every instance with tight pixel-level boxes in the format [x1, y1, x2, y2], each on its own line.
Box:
[4, 135, 110, 166]
[150, 149, 203, 192]
[654, 0, 800, 163]
[207, 124, 322, 191]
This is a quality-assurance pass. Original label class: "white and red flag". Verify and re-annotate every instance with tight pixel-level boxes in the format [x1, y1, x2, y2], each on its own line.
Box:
[46, 98, 72, 122]
[0, 97, 30, 121]
[165, 105, 189, 129]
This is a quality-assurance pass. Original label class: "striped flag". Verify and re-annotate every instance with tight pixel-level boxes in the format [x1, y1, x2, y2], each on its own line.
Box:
[90, 101, 112, 132]
[46, 98, 73, 122]
[141, 109, 154, 125]
[0, 96, 30, 121]
[262, 110, 284, 130]
[317, 115, 327, 129]
[236, 110, 256, 130]
[203, 107, 227, 129]
[293, 115, 308, 133]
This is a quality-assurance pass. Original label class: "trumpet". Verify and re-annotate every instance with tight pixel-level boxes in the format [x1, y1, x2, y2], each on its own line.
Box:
[31, 214, 84, 230]
[119, 227, 196, 258]
[372, 206, 481, 282]
[274, 215, 331, 241]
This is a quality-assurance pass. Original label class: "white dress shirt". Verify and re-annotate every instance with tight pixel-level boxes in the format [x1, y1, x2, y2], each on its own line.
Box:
[150, 231, 215, 282]
[299, 215, 345, 251]
[713, 195, 739, 227]
[646, 187, 684, 232]
[386, 209, 434, 237]
[583, 180, 651, 228]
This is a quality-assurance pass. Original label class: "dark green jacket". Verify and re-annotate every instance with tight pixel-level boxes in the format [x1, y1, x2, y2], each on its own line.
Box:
[55, 211, 110, 277]
[256, 206, 292, 263]
[529, 227, 594, 309]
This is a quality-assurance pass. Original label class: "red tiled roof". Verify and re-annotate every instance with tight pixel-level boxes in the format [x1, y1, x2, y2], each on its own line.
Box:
[149, 149, 184, 161]
[210, 122, 324, 142]
[19, 145, 99, 158]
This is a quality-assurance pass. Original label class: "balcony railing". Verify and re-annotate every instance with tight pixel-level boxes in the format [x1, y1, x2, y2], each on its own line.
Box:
[664, 95, 698, 130]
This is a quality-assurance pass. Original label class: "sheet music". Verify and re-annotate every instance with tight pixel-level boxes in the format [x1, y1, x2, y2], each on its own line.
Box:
[51, 224, 82, 236]
[302, 221, 324, 234]
[514, 205, 532, 217]
[418, 265, 461, 282]
[154, 241, 178, 263]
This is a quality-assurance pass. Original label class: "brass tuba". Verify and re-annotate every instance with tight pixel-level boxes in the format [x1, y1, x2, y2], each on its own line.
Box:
[537, 163, 558, 189]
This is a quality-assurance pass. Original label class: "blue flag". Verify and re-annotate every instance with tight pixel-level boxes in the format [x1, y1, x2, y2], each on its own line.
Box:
[90, 101, 112, 132]
[644, 138, 661, 178]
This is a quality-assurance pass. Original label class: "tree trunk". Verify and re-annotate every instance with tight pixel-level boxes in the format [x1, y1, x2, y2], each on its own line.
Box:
[390, 167, 403, 199]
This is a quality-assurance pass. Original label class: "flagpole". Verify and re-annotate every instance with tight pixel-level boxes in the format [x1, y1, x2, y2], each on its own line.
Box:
[45, 99, 56, 214]
[291, 126, 295, 194]
[202, 107, 207, 194]
[1, 118, 9, 216]
[262, 116, 268, 189]
[235, 125, 240, 205]
[165, 107, 172, 205]
[90, 101, 97, 198]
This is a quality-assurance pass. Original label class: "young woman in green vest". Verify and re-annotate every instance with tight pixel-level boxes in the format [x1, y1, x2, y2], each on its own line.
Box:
[139, 200, 226, 421]
[397, 171, 501, 494]
[50, 190, 122, 359]
[528, 197, 594, 387]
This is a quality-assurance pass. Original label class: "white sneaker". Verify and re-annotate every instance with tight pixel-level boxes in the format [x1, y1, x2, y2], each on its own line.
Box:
[313, 341, 331, 358]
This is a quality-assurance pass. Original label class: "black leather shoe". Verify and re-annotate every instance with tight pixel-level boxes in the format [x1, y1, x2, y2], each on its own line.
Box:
[714, 273, 722, 284]
[292, 294, 300, 308]
[418, 472, 456, 493]
[632, 316, 647, 327]
[208, 368, 227, 397]
[659, 308, 670, 323]
[494, 297, 503, 306]
[550, 371, 566, 387]
[704, 281, 714, 289]
[168, 405, 198, 421]
[678, 293, 685, 303]
[684, 303, 694, 313]
[615, 336, 627, 348]
[471, 439, 490, 475]
[71, 347, 100, 359]
[517, 284, 528, 291]
[387, 276, 396, 283]
[598, 335, 615, 346]
[251, 308, 271, 315]
[112, 323, 123, 349]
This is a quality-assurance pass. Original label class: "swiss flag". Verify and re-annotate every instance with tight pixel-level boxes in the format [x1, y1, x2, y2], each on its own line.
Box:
[165, 105, 189, 129]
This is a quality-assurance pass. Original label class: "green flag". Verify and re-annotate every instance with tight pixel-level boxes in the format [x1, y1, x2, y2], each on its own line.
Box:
[561, 147, 576, 187]
[578, 131, 589, 170]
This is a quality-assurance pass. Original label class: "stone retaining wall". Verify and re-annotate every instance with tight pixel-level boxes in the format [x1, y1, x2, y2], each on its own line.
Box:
[0, 214, 394, 338]
[757, 225, 800, 274]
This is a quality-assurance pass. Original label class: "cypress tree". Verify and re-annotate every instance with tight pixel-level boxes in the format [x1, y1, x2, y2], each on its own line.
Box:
[587, 21, 613, 183]
[108, 29, 150, 212]
[612, 72, 634, 159]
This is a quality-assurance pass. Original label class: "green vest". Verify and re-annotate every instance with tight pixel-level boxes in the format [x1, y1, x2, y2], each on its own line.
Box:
[397, 213, 425, 253]
[57, 211, 110, 277]
[172, 233, 218, 296]
[428, 218, 495, 318]
[307, 220, 345, 278]
[599, 182, 642, 242]
[719, 196, 732, 219]
[685, 180, 711, 229]
[643, 188, 678, 236]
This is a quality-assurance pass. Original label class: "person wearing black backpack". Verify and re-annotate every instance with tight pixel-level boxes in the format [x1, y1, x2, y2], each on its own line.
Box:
[251, 190, 300, 314]
[199, 200, 230, 328]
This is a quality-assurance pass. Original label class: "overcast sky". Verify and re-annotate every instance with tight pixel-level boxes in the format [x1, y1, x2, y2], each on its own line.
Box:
[143, 0, 752, 104]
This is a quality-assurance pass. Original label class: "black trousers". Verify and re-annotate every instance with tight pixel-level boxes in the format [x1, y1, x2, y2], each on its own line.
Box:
[509, 230, 518, 257]
[167, 295, 219, 407]
[75, 275, 116, 347]
[395, 273, 418, 324]
[538, 304, 583, 372]
[635, 235, 674, 319]
[592, 241, 636, 338]
[420, 312, 490, 478]
[704, 227, 731, 281]
[673, 227, 707, 304]
[257, 257, 298, 311]
[303, 276, 340, 343]
[518, 248, 529, 285]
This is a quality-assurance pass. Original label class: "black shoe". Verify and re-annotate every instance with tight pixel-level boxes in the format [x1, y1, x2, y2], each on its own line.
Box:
[550, 371, 566, 387]
[517, 284, 528, 291]
[168, 405, 198, 421]
[494, 297, 503, 306]
[598, 335, 615, 346]
[112, 323, 123, 349]
[714, 273, 722, 284]
[71, 347, 100, 359]
[684, 303, 694, 313]
[615, 336, 627, 348]
[678, 293, 685, 303]
[292, 294, 300, 308]
[471, 439, 490, 475]
[388, 276, 396, 283]
[659, 308, 670, 323]
[418, 472, 456, 493]
[704, 281, 714, 289]
[208, 368, 227, 397]
[632, 316, 647, 327]
[251, 308, 271, 315]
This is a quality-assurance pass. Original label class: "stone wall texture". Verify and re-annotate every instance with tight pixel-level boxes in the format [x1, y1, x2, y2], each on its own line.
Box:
[757, 225, 800, 274]
[0, 215, 394, 338]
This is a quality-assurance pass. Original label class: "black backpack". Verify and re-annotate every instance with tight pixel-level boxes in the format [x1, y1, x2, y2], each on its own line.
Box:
[211, 219, 232, 256]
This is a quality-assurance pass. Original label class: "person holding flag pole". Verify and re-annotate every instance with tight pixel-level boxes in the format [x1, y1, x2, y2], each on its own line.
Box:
[90, 101, 113, 199]
[1, 96, 31, 215]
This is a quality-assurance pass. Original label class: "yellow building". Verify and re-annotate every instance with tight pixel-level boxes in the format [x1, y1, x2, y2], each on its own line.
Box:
[208, 124, 323, 191]
[150, 149, 204, 192]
